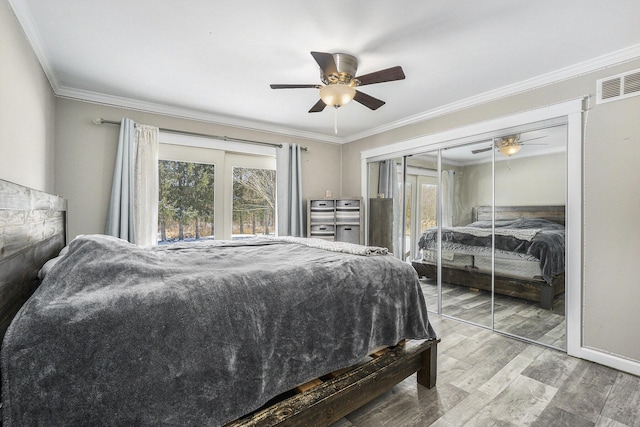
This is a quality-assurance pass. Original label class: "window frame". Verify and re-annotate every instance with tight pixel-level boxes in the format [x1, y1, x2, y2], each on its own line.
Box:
[158, 132, 276, 241]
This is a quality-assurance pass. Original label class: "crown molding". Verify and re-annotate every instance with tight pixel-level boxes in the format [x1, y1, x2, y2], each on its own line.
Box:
[8, 0, 60, 90]
[9, 0, 342, 144]
[64, 42, 639, 144]
[55, 86, 344, 144]
[10, 0, 640, 145]
[342, 43, 640, 143]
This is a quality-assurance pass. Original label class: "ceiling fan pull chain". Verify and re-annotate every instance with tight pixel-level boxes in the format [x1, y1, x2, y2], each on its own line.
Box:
[334, 106, 339, 134]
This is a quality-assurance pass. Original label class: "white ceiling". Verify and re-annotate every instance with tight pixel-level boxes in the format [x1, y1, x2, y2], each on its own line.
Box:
[10, 0, 640, 143]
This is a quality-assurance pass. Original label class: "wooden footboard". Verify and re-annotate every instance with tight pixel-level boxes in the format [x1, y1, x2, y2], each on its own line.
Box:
[413, 261, 564, 310]
[227, 339, 439, 426]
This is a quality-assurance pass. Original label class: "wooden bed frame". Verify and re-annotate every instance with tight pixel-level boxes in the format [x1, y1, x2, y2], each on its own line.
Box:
[228, 339, 437, 426]
[0, 180, 67, 340]
[412, 205, 565, 310]
[0, 178, 439, 426]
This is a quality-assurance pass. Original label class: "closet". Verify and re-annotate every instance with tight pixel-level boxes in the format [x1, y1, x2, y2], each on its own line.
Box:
[366, 120, 569, 350]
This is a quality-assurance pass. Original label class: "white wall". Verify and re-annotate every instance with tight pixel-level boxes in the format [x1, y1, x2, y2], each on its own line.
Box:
[0, 1, 55, 192]
[581, 95, 640, 358]
[457, 152, 567, 222]
[343, 58, 640, 368]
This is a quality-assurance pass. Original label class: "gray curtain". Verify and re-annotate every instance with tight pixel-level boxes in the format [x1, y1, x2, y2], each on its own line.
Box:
[377, 159, 397, 199]
[105, 118, 159, 245]
[276, 143, 303, 236]
[441, 169, 455, 227]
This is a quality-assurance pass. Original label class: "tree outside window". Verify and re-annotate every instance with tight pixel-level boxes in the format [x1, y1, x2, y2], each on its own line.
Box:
[158, 160, 215, 243]
[232, 167, 275, 238]
[158, 161, 276, 243]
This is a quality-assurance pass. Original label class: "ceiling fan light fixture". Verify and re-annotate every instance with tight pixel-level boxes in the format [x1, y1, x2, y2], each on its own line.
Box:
[495, 134, 522, 156]
[320, 83, 356, 107]
[498, 144, 521, 156]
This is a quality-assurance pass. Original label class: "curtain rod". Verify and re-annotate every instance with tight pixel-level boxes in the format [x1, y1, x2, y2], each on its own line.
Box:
[93, 118, 308, 151]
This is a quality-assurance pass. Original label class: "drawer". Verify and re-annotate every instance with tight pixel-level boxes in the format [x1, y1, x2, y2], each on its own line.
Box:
[310, 212, 334, 223]
[336, 199, 359, 208]
[311, 235, 335, 242]
[335, 212, 360, 224]
[336, 225, 360, 244]
[310, 200, 335, 208]
[310, 224, 335, 234]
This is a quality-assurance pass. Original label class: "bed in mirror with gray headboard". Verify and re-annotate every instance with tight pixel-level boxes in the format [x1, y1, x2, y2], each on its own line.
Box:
[413, 205, 566, 310]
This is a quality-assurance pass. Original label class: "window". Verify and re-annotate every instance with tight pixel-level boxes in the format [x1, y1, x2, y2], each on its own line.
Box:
[232, 167, 276, 238]
[404, 169, 437, 260]
[420, 181, 437, 230]
[158, 137, 276, 242]
[158, 160, 215, 243]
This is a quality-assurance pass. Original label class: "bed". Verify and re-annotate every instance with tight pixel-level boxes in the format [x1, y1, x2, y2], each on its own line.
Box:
[412, 206, 565, 310]
[0, 179, 439, 426]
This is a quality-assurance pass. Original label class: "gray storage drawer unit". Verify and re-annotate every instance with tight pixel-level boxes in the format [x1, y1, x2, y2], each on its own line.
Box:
[307, 197, 363, 244]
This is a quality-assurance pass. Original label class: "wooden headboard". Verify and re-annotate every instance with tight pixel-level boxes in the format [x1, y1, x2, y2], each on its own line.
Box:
[472, 205, 565, 225]
[0, 179, 67, 341]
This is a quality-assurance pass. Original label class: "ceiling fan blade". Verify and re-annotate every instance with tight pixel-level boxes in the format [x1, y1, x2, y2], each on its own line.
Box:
[270, 84, 321, 89]
[518, 135, 547, 144]
[356, 66, 405, 86]
[353, 91, 385, 110]
[310, 51, 338, 76]
[308, 99, 326, 113]
[471, 146, 493, 154]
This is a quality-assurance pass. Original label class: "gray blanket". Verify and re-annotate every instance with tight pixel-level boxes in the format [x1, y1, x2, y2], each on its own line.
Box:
[2, 235, 435, 426]
[418, 218, 565, 283]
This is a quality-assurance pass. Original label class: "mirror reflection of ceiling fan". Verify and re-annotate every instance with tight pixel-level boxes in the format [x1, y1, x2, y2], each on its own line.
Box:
[269, 51, 405, 112]
[471, 134, 547, 157]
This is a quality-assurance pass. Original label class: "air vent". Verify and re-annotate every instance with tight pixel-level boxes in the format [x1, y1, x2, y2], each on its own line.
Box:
[624, 71, 640, 94]
[597, 68, 640, 104]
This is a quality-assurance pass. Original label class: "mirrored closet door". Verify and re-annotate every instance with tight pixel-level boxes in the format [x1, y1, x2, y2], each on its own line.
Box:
[367, 123, 568, 350]
[491, 126, 567, 348]
[437, 141, 495, 328]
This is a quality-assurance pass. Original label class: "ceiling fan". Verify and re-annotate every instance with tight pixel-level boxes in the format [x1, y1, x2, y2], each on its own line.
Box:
[471, 134, 547, 157]
[269, 51, 405, 113]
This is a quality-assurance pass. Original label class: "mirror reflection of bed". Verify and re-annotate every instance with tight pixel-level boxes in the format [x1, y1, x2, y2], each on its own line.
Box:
[414, 205, 566, 348]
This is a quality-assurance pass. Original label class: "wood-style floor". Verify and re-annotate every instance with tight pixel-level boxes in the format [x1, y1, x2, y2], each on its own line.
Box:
[333, 315, 640, 426]
[421, 278, 566, 349]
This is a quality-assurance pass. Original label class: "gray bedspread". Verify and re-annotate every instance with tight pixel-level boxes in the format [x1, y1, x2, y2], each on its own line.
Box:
[1, 235, 435, 426]
[418, 218, 565, 283]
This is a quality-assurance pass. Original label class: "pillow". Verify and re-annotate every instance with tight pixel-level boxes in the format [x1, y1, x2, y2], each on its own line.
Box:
[37, 245, 69, 280]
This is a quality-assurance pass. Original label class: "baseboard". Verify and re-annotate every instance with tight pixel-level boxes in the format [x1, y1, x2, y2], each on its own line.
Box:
[574, 346, 640, 377]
